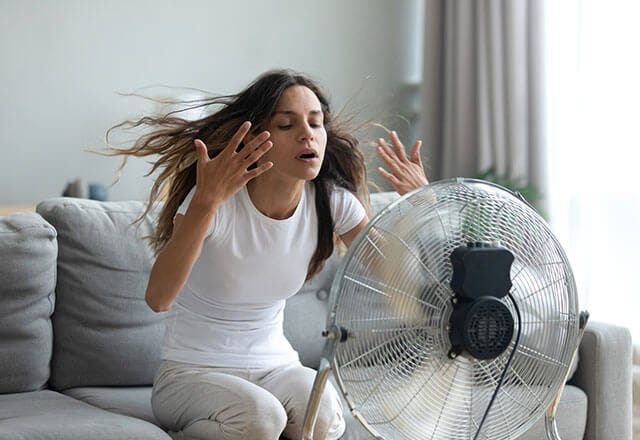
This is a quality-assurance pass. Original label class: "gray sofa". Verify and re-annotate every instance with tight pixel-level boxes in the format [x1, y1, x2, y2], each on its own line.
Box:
[0, 193, 633, 440]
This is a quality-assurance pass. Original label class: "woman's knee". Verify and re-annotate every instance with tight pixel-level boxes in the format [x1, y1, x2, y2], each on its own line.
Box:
[151, 364, 288, 439]
[268, 367, 345, 440]
[169, 393, 287, 440]
[312, 394, 345, 440]
[241, 395, 288, 439]
[291, 385, 345, 440]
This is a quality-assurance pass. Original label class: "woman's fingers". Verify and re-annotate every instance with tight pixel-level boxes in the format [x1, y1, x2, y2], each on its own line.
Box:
[380, 132, 422, 165]
[224, 121, 252, 155]
[191, 122, 275, 205]
[376, 132, 429, 195]
[245, 161, 274, 181]
[410, 140, 423, 165]
[377, 139, 404, 176]
[389, 131, 409, 162]
[377, 137, 398, 161]
[377, 166, 401, 186]
[241, 130, 271, 158]
[243, 140, 272, 165]
[194, 139, 208, 160]
[193, 139, 210, 183]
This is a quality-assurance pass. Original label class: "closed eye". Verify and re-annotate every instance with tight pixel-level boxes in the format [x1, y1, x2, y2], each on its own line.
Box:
[276, 121, 323, 130]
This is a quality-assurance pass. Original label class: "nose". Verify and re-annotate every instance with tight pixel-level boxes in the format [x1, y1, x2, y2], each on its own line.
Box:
[298, 123, 315, 142]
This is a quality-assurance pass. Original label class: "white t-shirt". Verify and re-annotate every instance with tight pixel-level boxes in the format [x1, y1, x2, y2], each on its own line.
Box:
[161, 182, 366, 368]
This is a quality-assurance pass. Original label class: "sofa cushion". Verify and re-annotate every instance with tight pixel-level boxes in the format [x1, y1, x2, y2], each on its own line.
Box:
[285, 255, 341, 369]
[0, 212, 56, 393]
[368, 190, 401, 217]
[37, 198, 164, 390]
[63, 386, 157, 425]
[0, 390, 170, 440]
[517, 385, 587, 440]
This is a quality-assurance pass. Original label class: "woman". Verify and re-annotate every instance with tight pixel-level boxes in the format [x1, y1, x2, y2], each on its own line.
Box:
[108, 70, 427, 440]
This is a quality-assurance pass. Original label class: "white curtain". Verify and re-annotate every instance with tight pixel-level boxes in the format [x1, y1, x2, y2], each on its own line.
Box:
[546, 0, 640, 340]
[421, 0, 547, 205]
[418, 0, 639, 339]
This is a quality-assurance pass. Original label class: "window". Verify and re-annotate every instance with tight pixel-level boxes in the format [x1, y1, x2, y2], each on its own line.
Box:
[546, 0, 640, 340]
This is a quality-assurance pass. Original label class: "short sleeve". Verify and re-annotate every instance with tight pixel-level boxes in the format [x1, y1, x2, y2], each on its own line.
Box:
[174, 186, 218, 237]
[331, 187, 366, 235]
[176, 187, 196, 217]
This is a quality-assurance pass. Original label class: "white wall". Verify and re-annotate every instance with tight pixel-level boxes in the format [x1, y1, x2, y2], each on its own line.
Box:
[0, 0, 423, 203]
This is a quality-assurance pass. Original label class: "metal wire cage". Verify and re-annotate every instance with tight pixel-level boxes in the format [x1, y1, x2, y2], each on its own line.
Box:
[312, 178, 582, 440]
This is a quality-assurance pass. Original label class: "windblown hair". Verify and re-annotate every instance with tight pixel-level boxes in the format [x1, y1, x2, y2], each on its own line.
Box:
[105, 69, 369, 279]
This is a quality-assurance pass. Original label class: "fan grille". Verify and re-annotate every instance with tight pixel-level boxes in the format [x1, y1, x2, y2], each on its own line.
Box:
[327, 179, 580, 440]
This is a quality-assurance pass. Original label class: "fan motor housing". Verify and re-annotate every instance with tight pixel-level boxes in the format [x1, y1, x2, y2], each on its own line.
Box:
[449, 296, 515, 360]
[449, 243, 515, 360]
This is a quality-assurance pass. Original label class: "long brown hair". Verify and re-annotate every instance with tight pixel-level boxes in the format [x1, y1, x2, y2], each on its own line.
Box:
[105, 69, 369, 279]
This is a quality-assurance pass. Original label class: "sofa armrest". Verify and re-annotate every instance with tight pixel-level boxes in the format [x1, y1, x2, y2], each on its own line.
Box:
[571, 321, 632, 440]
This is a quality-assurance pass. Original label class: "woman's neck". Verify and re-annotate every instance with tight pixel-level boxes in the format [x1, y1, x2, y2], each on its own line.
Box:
[246, 177, 306, 220]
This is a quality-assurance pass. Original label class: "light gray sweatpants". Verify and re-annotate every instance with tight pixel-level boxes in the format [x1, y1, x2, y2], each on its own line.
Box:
[151, 360, 345, 440]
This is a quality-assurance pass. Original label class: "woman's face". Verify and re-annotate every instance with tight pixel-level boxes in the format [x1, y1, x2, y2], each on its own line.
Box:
[259, 85, 327, 182]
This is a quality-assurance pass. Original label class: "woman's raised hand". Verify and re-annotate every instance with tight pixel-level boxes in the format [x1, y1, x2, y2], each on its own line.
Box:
[192, 121, 273, 209]
[376, 131, 429, 195]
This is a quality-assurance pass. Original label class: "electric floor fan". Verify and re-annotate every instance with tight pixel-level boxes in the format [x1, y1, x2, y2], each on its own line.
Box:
[301, 178, 588, 440]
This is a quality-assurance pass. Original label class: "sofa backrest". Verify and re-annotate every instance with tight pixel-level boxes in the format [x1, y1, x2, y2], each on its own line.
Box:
[29, 191, 400, 387]
[37, 198, 164, 391]
[0, 212, 57, 393]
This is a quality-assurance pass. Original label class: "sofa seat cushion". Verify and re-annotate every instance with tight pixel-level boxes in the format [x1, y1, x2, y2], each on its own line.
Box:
[0, 212, 56, 393]
[63, 386, 157, 425]
[62, 381, 586, 439]
[0, 390, 170, 440]
[518, 384, 587, 440]
[36, 198, 164, 390]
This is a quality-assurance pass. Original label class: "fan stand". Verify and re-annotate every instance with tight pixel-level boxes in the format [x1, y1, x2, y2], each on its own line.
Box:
[301, 325, 342, 440]
[301, 312, 589, 440]
[301, 358, 334, 440]
[544, 311, 590, 440]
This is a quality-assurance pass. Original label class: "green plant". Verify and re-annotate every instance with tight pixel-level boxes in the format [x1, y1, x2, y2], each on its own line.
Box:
[474, 167, 542, 203]
[474, 167, 546, 218]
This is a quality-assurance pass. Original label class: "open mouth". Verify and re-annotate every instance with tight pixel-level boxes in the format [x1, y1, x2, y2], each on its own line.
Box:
[297, 150, 319, 160]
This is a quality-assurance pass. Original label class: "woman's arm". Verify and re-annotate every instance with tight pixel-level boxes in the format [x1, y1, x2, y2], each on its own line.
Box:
[145, 121, 273, 312]
[337, 131, 428, 249]
[340, 216, 369, 248]
[144, 203, 216, 312]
